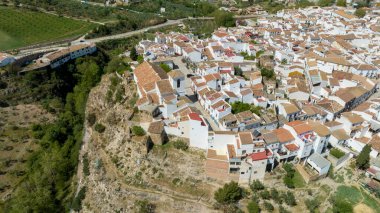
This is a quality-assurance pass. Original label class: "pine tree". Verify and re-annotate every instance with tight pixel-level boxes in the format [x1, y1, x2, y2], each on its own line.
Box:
[130, 46, 138, 61]
[356, 144, 371, 170]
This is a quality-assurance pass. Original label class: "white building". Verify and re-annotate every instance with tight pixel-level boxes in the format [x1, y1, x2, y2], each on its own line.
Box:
[0, 53, 15, 67]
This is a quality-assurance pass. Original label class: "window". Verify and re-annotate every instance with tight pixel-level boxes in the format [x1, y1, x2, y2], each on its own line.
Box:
[241, 172, 245, 175]
[254, 171, 257, 174]
[177, 79, 181, 88]
[242, 150, 246, 154]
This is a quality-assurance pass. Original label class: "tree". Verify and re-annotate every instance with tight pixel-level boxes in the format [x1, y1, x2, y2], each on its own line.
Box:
[283, 163, 295, 188]
[214, 181, 243, 204]
[271, 188, 281, 203]
[283, 191, 296, 206]
[72, 187, 86, 211]
[231, 102, 251, 114]
[337, 0, 347, 7]
[87, 113, 96, 126]
[137, 55, 144, 64]
[305, 198, 320, 213]
[250, 180, 265, 192]
[263, 201, 274, 211]
[318, 0, 334, 7]
[355, 8, 366, 18]
[247, 201, 260, 213]
[260, 190, 271, 200]
[135, 199, 156, 213]
[260, 68, 275, 79]
[132, 126, 146, 136]
[356, 144, 371, 169]
[159, 63, 171, 73]
[234, 66, 243, 77]
[214, 10, 235, 27]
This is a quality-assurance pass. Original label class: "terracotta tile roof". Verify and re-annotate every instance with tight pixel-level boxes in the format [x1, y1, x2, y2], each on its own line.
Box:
[308, 121, 330, 137]
[238, 132, 253, 145]
[369, 135, 380, 152]
[273, 128, 294, 143]
[281, 103, 300, 114]
[284, 143, 299, 152]
[156, 79, 174, 95]
[250, 151, 268, 161]
[332, 129, 350, 140]
[227, 144, 237, 158]
[286, 120, 313, 135]
[168, 70, 185, 79]
[134, 61, 168, 93]
[341, 112, 364, 124]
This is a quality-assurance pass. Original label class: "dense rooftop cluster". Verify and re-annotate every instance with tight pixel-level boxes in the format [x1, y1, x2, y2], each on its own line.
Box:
[131, 7, 380, 184]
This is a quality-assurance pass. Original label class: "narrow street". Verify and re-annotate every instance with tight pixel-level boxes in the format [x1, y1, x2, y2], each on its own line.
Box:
[172, 57, 194, 96]
[173, 57, 221, 131]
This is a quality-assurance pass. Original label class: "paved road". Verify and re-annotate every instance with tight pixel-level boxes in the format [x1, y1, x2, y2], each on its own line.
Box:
[13, 13, 270, 57]
[87, 19, 182, 43]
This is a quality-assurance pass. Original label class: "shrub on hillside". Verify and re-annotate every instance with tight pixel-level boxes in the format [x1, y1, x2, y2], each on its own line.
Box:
[132, 126, 145, 136]
[172, 140, 189, 151]
[87, 113, 96, 127]
[94, 123, 106, 133]
[214, 181, 243, 204]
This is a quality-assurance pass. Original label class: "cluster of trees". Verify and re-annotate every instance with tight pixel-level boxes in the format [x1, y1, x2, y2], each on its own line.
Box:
[86, 14, 166, 39]
[126, 0, 217, 19]
[5, 51, 108, 211]
[355, 8, 366, 18]
[260, 67, 275, 80]
[283, 163, 296, 188]
[356, 144, 371, 170]
[214, 181, 244, 211]
[251, 180, 296, 206]
[213, 180, 297, 212]
[231, 101, 262, 115]
[317, 0, 335, 7]
[214, 10, 235, 27]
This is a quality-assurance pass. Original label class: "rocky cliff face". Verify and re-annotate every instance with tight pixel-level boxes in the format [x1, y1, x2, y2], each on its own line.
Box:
[77, 73, 220, 212]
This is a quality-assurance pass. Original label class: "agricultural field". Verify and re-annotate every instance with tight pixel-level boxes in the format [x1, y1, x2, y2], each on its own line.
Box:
[0, 6, 97, 50]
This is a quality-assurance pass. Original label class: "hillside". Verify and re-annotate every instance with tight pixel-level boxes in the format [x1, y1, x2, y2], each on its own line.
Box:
[0, 51, 109, 212]
[76, 73, 220, 212]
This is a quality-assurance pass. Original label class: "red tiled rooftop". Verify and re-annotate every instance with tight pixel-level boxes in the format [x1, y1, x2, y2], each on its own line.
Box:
[285, 143, 299, 152]
[250, 151, 268, 161]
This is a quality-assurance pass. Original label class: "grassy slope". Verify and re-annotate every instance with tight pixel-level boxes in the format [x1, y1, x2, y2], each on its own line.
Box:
[334, 185, 380, 213]
[0, 6, 97, 50]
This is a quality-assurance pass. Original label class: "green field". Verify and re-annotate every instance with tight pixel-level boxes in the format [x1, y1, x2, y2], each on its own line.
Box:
[334, 185, 380, 213]
[0, 6, 97, 50]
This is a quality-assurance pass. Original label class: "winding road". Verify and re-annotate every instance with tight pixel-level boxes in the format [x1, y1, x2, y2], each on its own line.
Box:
[14, 13, 271, 58]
